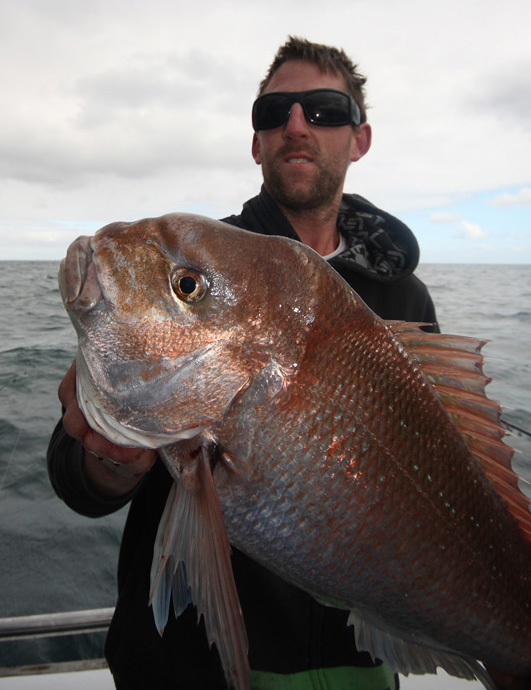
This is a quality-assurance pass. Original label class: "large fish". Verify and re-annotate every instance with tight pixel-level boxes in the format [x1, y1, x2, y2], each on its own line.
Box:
[59, 213, 531, 690]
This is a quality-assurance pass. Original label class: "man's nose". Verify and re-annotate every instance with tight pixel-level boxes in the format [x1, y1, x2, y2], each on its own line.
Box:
[283, 103, 310, 138]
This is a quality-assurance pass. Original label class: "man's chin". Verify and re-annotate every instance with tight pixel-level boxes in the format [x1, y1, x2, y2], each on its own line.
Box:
[273, 186, 333, 213]
[264, 165, 343, 213]
[266, 176, 319, 210]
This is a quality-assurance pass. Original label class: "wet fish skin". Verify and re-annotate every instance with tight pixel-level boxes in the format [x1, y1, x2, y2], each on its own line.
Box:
[59, 213, 531, 689]
[211, 257, 531, 675]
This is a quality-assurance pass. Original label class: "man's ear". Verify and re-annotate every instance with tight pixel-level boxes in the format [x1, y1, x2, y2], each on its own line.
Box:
[350, 123, 372, 162]
[252, 133, 262, 164]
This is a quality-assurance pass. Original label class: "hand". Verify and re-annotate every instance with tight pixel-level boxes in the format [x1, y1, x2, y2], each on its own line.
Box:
[59, 360, 158, 496]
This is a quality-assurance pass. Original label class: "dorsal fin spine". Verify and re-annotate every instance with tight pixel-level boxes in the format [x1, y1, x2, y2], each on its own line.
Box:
[387, 321, 531, 542]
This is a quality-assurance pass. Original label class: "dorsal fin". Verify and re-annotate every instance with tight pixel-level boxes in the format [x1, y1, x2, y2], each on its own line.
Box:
[387, 321, 531, 541]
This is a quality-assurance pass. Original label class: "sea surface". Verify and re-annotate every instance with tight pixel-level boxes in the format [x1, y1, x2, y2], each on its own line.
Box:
[0, 260, 530, 686]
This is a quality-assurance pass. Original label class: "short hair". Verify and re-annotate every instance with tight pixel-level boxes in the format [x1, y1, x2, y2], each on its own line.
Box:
[258, 36, 368, 123]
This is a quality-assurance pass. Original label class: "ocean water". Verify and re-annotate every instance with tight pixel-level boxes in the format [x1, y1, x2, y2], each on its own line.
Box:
[0, 260, 530, 685]
[0, 261, 127, 668]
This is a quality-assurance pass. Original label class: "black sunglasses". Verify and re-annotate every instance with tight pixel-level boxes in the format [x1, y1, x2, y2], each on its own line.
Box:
[252, 88, 361, 132]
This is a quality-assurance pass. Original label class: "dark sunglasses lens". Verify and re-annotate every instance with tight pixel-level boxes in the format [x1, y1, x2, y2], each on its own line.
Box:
[253, 95, 291, 130]
[252, 90, 356, 130]
[304, 91, 351, 125]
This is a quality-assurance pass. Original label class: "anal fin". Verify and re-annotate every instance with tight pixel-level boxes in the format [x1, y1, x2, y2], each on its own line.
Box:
[348, 610, 498, 690]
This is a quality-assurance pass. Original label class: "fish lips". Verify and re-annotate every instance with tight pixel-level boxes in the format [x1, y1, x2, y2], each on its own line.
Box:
[59, 235, 103, 312]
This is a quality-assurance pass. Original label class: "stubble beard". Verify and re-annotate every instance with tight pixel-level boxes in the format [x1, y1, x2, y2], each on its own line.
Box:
[262, 151, 347, 215]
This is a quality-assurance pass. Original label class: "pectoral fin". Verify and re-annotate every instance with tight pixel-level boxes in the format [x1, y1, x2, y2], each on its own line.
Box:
[150, 444, 249, 690]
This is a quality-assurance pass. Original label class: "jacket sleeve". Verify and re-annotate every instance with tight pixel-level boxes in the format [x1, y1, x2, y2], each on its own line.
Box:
[47, 416, 139, 518]
[421, 288, 440, 333]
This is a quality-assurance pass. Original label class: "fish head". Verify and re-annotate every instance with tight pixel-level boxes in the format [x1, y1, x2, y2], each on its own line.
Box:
[59, 213, 320, 448]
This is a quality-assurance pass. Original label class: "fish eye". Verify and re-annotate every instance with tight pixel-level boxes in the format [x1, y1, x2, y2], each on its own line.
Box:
[171, 268, 209, 302]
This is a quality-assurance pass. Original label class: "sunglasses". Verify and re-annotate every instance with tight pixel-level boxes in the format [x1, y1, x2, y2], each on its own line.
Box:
[252, 88, 361, 132]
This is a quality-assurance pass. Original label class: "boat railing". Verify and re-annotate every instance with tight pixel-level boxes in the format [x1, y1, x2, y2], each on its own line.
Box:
[0, 607, 114, 677]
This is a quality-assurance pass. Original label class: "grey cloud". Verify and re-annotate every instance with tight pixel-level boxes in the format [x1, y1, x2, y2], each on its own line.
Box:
[0, 123, 250, 188]
[0, 47, 255, 188]
[73, 58, 204, 121]
[465, 61, 531, 130]
[72, 48, 256, 126]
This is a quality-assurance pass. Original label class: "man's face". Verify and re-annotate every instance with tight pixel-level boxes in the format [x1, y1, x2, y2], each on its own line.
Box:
[252, 60, 371, 214]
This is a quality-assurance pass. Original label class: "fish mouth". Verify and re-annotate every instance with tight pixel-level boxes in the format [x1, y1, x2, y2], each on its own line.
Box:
[59, 235, 103, 311]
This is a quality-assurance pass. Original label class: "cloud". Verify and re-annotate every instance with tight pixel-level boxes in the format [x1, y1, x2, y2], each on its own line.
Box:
[0, 45, 256, 189]
[480, 66, 531, 131]
[490, 187, 531, 207]
[0, 0, 530, 261]
[455, 220, 488, 240]
[428, 212, 488, 240]
[429, 212, 462, 224]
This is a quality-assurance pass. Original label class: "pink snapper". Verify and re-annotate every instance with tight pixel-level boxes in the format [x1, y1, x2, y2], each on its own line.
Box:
[59, 213, 531, 690]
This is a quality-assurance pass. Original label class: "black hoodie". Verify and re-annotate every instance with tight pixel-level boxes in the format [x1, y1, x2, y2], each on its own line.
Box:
[223, 186, 438, 325]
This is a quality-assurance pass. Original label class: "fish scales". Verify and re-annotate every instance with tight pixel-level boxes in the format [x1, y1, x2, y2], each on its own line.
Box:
[59, 213, 531, 688]
[214, 256, 531, 669]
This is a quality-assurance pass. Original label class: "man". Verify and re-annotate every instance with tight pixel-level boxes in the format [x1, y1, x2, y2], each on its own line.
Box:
[49, 37, 517, 689]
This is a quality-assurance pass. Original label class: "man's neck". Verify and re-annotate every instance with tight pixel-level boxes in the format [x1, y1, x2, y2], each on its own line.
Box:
[280, 204, 341, 257]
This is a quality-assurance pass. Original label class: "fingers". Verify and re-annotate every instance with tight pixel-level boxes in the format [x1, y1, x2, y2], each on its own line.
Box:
[58, 360, 77, 408]
[85, 432, 158, 477]
[58, 360, 158, 477]
[60, 360, 92, 442]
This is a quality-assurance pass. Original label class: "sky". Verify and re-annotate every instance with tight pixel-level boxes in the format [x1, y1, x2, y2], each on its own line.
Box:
[1, 0, 530, 263]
